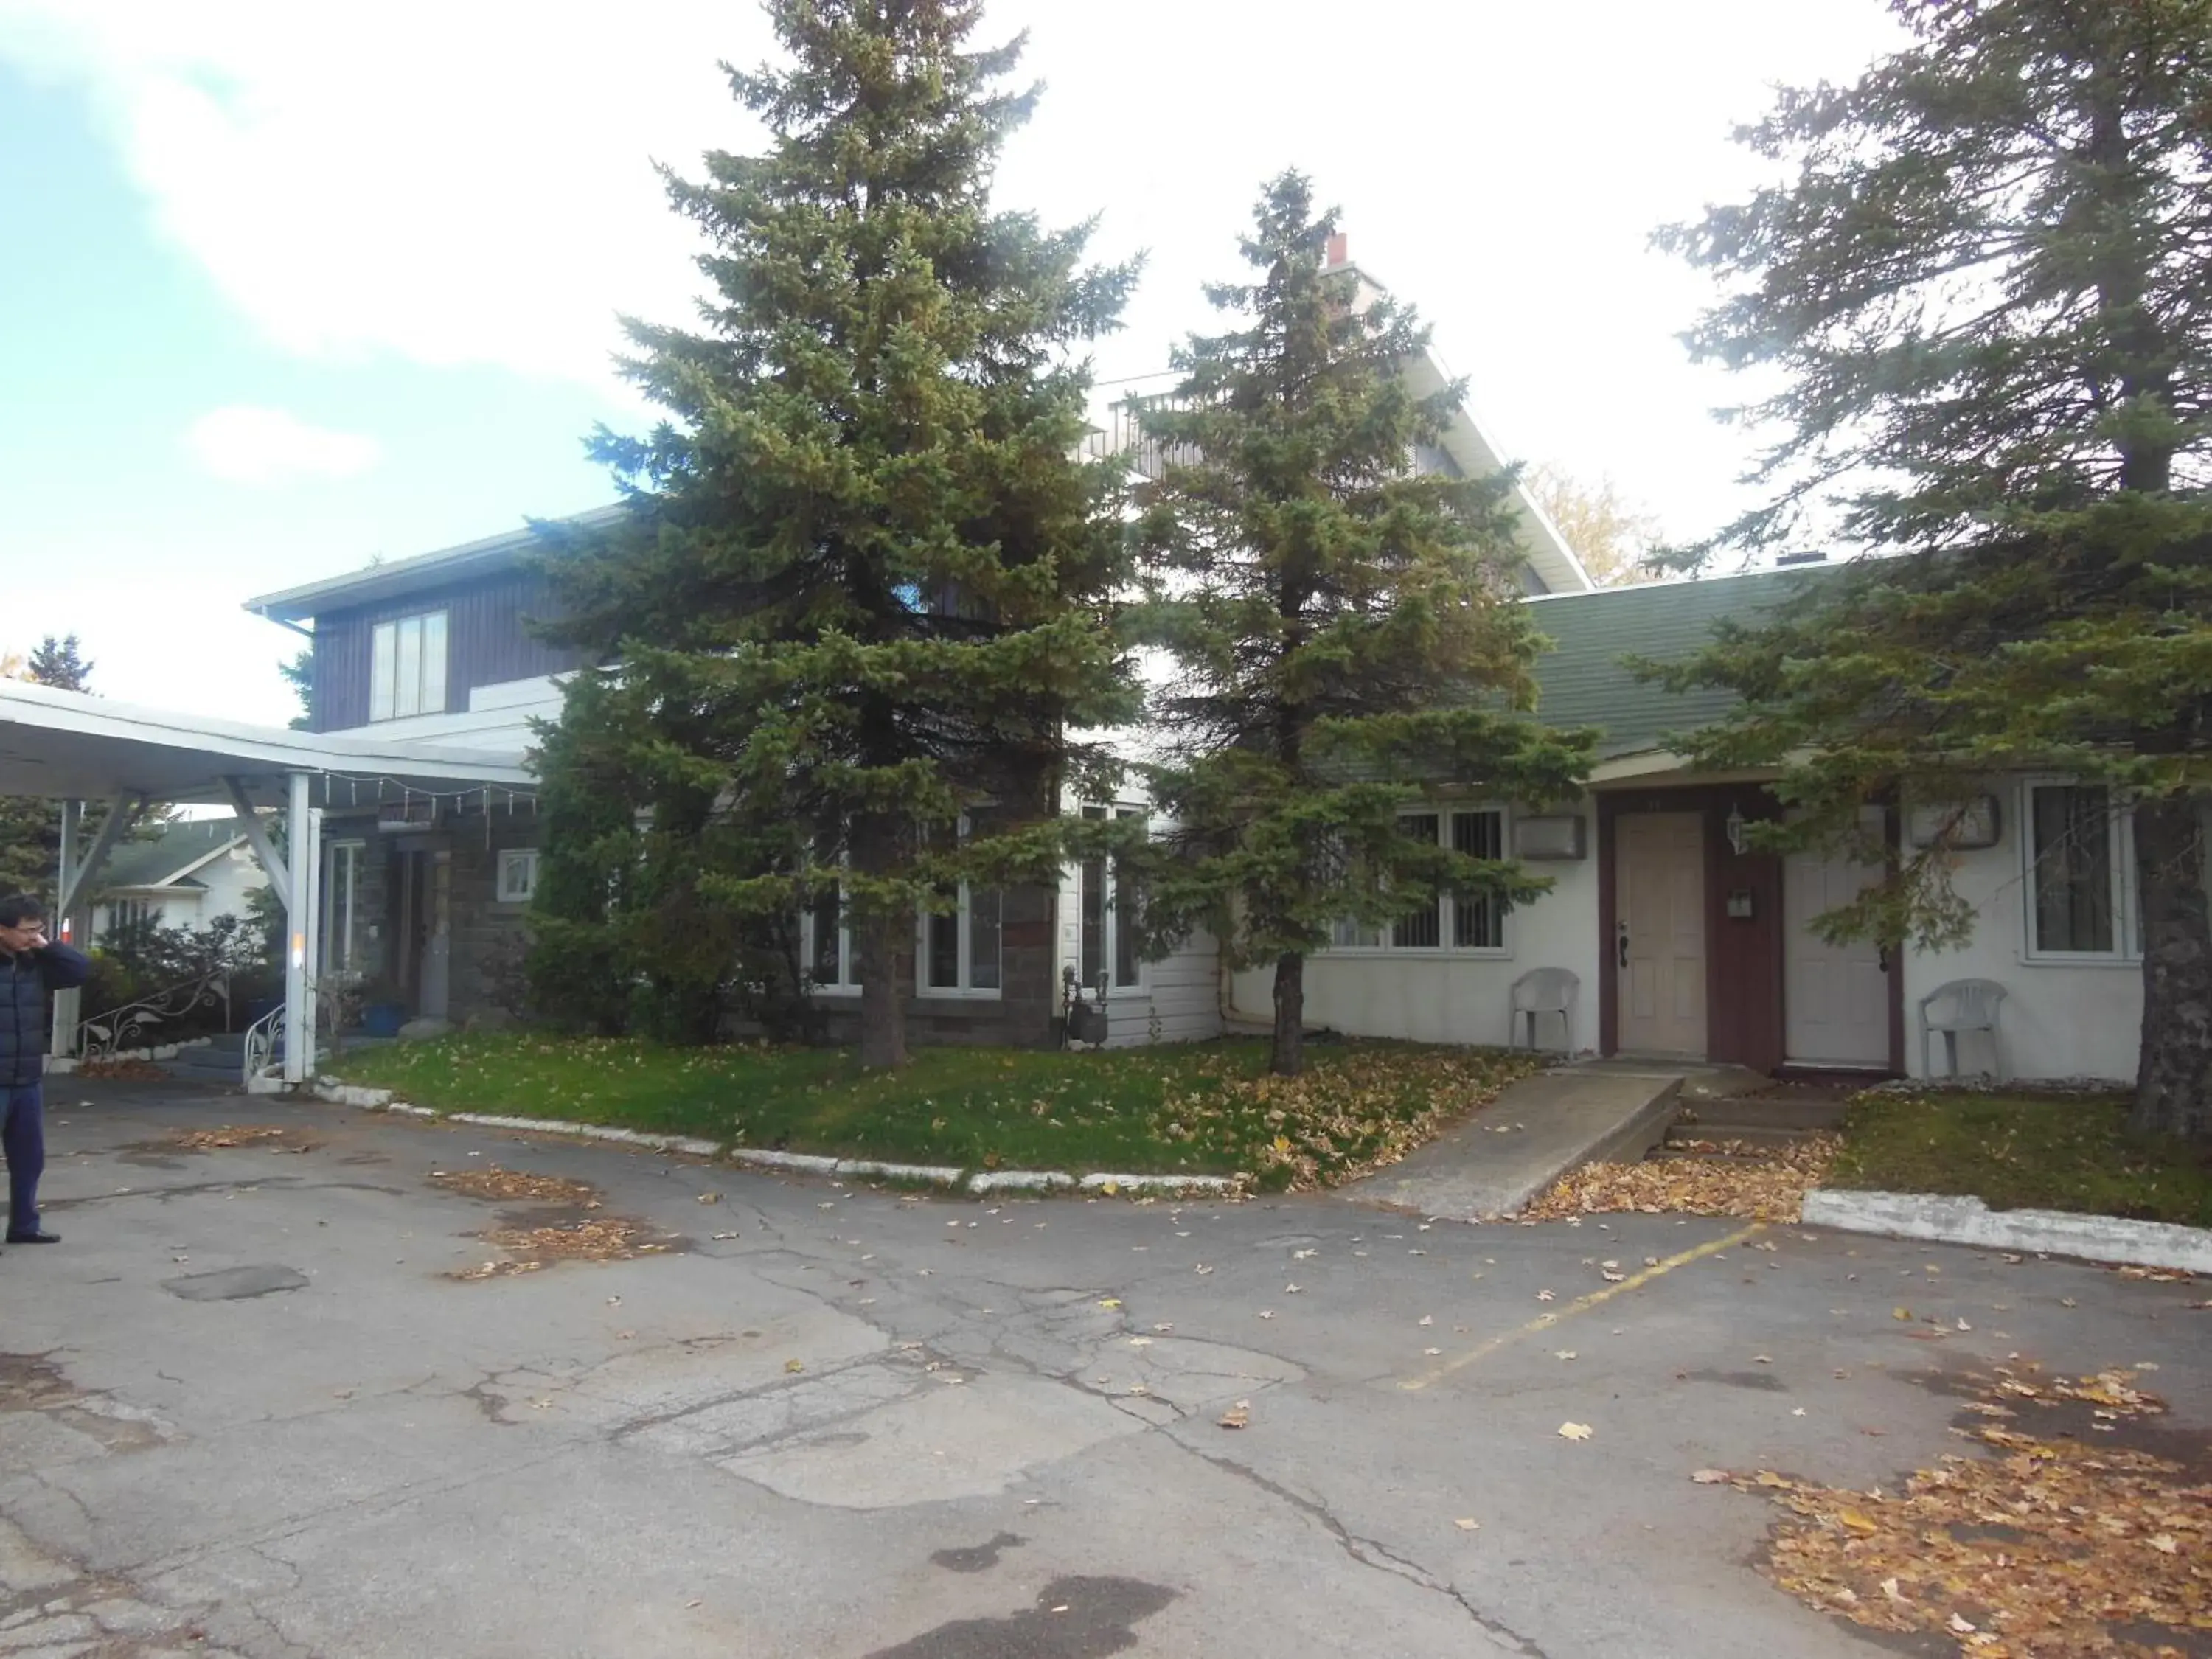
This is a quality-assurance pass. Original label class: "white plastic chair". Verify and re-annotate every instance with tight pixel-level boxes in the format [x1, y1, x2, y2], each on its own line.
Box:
[1509, 969, 1578, 1054]
[1920, 979, 2007, 1081]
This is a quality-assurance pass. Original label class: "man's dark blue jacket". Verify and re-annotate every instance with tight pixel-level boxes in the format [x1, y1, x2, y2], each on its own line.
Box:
[1, 942, 91, 1088]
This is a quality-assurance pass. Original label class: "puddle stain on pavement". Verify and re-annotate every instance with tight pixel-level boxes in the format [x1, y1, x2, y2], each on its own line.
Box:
[865, 1576, 1176, 1659]
[930, 1533, 1026, 1573]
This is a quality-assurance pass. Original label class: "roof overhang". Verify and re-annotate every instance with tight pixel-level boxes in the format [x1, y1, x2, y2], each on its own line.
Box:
[243, 504, 623, 625]
[0, 680, 535, 807]
[1389, 349, 1593, 597]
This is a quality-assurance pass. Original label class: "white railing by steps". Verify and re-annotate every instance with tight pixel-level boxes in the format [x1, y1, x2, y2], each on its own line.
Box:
[242, 1001, 285, 1083]
[77, 970, 231, 1063]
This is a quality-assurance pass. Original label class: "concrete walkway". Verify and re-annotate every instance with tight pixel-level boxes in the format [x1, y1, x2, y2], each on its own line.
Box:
[1341, 1060, 1745, 1220]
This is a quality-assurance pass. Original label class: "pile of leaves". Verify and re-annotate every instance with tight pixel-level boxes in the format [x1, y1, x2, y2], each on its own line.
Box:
[1175, 1046, 1545, 1192]
[1525, 1135, 1839, 1222]
[167, 1125, 312, 1153]
[76, 1057, 169, 1080]
[1704, 1364, 2208, 1655]
[428, 1166, 598, 1206]
[479, 1218, 667, 1265]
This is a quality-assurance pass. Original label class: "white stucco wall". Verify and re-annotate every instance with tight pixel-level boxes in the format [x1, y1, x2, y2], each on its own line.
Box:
[1896, 782, 2198, 1085]
[1224, 808, 1601, 1053]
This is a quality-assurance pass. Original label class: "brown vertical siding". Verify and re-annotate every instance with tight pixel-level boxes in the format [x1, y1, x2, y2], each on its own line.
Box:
[311, 568, 588, 731]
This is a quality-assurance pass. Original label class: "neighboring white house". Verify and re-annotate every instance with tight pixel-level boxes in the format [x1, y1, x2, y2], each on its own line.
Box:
[90, 818, 271, 942]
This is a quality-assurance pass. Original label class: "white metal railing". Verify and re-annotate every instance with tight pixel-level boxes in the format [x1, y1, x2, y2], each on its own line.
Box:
[242, 1001, 286, 1083]
[77, 970, 231, 1062]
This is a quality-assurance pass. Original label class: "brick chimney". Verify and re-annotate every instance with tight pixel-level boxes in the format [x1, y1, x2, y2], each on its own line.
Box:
[1324, 232, 1349, 269]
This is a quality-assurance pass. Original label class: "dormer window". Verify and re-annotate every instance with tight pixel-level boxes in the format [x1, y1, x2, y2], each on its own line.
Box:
[369, 611, 449, 721]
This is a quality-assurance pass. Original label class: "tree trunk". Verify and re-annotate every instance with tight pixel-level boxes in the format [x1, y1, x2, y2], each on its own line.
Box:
[856, 908, 908, 1070]
[1270, 950, 1304, 1077]
[2130, 794, 2211, 1140]
[852, 809, 908, 1071]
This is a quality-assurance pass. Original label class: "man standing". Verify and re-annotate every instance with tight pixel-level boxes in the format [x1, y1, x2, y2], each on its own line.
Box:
[0, 893, 89, 1248]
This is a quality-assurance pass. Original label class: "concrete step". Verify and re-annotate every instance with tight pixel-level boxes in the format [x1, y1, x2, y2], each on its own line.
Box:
[1674, 1097, 1848, 1133]
[1663, 1124, 1823, 1152]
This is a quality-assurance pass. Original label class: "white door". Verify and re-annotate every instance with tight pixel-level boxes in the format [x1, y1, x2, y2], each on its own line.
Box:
[1616, 813, 1706, 1058]
[1784, 810, 1889, 1068]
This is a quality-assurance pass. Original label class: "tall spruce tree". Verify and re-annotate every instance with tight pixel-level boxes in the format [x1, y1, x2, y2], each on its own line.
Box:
[0, 636, 98, 899]
[1131, 173, 1593, 1076]
[537, 0, 1139, 1065]
[1655, 0, 2212, 1137]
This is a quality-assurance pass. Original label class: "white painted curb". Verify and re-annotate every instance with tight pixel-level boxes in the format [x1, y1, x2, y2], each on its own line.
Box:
[1802, 1188, 2212, 1275]
[967, 1169, 1075, 1193]
[311, 1079, 1242, 1200]
[1077, 1172, 1243, 1197]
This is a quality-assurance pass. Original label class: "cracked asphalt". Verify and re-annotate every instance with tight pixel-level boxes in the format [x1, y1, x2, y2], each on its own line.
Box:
[1, 1079, 2205, 1658]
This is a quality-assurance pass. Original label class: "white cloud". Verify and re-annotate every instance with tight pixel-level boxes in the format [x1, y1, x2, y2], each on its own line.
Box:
[184, 404, 380, 484]
[0, 0, 1905, 539]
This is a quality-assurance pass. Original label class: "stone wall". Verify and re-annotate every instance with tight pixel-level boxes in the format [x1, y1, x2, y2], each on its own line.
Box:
[445, 804, 540, 1026]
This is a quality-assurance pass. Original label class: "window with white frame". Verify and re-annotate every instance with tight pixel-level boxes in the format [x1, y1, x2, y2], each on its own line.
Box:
[496, 848, 540, 905]
[924, 884, 1002, 995]
[1329, 808, 1509, 953]
[103, 897, 156, 939]
[1078, 804, 1146, 993]
[368, 611, 449, 722]
[804, 883, 859, 993]
[324, 841, 364, 971]
[2024, 782, 2136, 959]
[920, 814, 1002, 997]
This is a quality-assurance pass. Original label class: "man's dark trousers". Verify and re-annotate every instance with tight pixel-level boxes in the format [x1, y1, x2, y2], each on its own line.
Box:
[1, 1082, 42, 1238]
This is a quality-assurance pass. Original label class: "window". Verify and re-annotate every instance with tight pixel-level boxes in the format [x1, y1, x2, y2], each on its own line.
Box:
[103, 897, 155, 939]
[324, 841, 363, 971]
[1078, 805, 1147, 993]
[368, 611, 449, 721]
[1452, 809, 1506, 948]
[1329, 808, 1509, 955]
[496, 848, 540, 905]
[921, 815, 1002, 997]
[2025, 782, 2135, 959]
[803, 883, 859, 994]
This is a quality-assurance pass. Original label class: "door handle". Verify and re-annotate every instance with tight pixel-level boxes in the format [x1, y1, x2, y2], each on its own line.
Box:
[1617, 925, 1630, 970]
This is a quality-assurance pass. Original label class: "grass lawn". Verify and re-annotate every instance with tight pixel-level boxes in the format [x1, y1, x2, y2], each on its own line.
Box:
[330, 1033, 1543, 1191]
[1829, 1088, 2212, 1228]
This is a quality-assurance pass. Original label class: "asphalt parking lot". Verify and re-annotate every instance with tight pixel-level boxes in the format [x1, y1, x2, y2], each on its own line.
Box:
[2, 1080, 2205, 1658]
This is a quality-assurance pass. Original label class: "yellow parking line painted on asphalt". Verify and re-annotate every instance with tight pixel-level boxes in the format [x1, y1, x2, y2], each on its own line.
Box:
[1399, 1220, 1767, 1391]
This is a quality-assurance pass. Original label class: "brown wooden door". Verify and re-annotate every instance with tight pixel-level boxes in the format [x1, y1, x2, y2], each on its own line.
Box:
[1616, 812, 1707, 1058]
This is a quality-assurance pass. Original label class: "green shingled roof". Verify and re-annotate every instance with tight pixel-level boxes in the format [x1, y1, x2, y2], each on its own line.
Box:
[98, 818, 245, 891]
[1526, 566, 1826, 759]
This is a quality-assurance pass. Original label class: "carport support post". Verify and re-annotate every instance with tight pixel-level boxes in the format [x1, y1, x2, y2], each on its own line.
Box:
[49, 801, 82, 1060]
[282, 771, 316, 1085]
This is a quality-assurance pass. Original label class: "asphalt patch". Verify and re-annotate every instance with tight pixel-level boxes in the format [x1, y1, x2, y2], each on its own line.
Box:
[866, 1576, 1175, 1658]
[930, 1533, 1026, 1573]
[162, 1265, 310, 1301]
[1681, 1368, 1787, 1393]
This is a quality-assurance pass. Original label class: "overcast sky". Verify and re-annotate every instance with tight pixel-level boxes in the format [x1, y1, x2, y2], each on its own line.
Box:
[0, 0, 1902, 725]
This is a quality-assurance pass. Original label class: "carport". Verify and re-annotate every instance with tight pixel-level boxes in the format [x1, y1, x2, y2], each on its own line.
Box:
[0, 678, 534, 1083]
